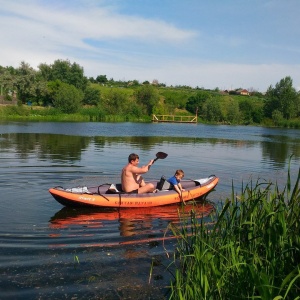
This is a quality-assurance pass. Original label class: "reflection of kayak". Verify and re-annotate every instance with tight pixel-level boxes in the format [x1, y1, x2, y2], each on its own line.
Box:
[49, 202, 215, 229]
[49, 175, 219, 208]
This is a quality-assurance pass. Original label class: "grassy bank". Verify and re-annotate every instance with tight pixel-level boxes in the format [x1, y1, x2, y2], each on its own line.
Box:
[0, 105, 151, 122]
[168, 165, 300, 299]
[1, 104, 300, 128]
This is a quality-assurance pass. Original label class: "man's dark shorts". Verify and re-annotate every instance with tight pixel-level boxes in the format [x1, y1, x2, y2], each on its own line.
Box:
[127, 189, 138, 194]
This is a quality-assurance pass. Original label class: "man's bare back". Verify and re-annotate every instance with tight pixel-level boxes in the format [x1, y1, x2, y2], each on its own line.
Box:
[121, 153, 155, 193]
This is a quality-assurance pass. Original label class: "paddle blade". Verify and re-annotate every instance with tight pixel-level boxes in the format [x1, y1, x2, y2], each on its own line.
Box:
[155, 152, 168, 161]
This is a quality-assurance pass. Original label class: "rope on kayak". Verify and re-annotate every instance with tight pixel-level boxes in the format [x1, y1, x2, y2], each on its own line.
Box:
[96, 183, 125, 204]
[97, 183, 112, 201]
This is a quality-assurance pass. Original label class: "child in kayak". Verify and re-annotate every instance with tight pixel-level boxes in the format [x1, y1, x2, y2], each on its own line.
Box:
[167, 169, 185, 194]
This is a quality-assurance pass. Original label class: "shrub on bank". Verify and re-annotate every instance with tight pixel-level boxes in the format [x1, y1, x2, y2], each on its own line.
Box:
[169, 165, 300, 299]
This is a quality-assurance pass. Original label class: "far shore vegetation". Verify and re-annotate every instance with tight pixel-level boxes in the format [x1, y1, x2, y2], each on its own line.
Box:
[1, 59, 300, 128]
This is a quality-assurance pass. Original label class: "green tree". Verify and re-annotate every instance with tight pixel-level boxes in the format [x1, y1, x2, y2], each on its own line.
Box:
[226, 100, 240, 123]
[186, 91, 212, 115]
[264, 76, 299, 119]
[162, 89, 188, 111]
[12, 62, 47, 104]
[252, 107, 264, 123]
[38, 63, 52, 81]
[105, 89, 131, 114]
[135, 85, 160, 115]
[16, 62, 36, 103]
[51, 81, 83, 113]
[129, 103, 144, 118]
[96, 75, 108, 84]
[83, 86, 101, 105]
[272, 109, 284, 126]
[203, 98, 223, 122]
[239, 99, 255, 124]
[39, 59, 88, 91]
[0, 66, 16, 99]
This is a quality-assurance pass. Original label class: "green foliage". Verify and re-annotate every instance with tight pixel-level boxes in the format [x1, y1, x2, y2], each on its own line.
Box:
[0, 105, 29, 116]
[202, 98, 223, 122]
[15, 72, 34, 103]
[104, 88, 131, 114]
[219, 94, 264, 125]
[96, 75, 108, 83]
[271, 117, 300, 129]
[0, 67, 16, 93]
[52, 81, 83, 113]
[37, 63, 52, 81]
[239, 98, 256, 124]
[169, 164, 300, 299]
[135, 85, 160, 115]
[161, 88, 193, 111]
[272, 109, 284, 126]
[186, 91, 212, 114]
[83, 86, 101, 105]
[252, 106, 264, 123]
[130, 79, 140, 87]
[1, 61, 300, 126]
[79, 106, 105, 121]
[226, 99, 241, 124]
[129, 102, 145, 118]
[264, 76, 299, 120]
[38, 59, 88, 91]
[14, 62, 48, 104]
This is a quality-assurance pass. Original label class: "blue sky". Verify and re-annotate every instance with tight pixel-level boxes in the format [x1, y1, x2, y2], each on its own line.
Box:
[1, 0, 299, 92]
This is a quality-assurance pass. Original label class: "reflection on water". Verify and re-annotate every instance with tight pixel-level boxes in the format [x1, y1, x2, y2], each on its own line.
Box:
[1, 131, 300, 167]
[0, 133, 92, 161]
[261, 134, 300, 168]
[49, 203, 214, 243]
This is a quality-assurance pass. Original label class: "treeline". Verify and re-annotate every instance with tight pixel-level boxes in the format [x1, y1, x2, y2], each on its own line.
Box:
[0, 59, 300, 127]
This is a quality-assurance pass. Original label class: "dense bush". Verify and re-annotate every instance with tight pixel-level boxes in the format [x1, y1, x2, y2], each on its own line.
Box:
[52, 82, 83, 113]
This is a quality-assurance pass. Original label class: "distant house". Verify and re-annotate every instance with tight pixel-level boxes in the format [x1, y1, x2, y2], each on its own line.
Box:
[236, 89, 250, 96]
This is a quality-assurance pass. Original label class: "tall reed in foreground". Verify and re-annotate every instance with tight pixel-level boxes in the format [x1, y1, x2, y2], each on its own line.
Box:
[168, 166, 300, 299]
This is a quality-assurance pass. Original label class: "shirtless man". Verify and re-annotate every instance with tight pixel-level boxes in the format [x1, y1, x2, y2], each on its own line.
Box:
[121, 153, 156, 193]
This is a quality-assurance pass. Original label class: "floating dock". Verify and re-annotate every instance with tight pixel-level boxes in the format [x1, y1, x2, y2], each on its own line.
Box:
[152, 114, 197, 123]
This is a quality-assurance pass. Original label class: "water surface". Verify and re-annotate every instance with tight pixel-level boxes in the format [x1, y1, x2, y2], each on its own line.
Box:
[0, 122, 299, 299]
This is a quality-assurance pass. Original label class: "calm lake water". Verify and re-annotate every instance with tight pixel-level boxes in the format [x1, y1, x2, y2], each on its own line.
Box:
[0, 121, 299, 299]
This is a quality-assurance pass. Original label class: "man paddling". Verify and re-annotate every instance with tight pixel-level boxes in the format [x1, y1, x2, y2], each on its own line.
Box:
[121, 153, 156, 193]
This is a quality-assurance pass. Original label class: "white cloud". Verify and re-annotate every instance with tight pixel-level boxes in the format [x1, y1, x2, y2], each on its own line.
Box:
[0, 0, 197, 67]
[80, 56, 300, 92]
[1, 1, 196, 44]
[0, 0, 299, 92]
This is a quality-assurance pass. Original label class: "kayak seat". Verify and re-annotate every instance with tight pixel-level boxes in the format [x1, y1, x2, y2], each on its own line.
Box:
[156, 175, 165, 190]
[156, 175, 171, 190]
[116, 184, 123, 191]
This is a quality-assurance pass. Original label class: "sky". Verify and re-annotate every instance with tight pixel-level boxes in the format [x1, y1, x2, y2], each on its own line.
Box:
[1, 0, 300, 92]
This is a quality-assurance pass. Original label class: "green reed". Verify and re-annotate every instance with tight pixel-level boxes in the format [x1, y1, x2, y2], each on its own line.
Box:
[168, 165, 300, 299]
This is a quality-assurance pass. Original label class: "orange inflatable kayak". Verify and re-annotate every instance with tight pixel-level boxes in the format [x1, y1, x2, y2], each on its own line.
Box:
[49, 175, 219, 208]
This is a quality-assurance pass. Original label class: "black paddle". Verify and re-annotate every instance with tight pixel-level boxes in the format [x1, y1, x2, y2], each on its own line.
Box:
[147, 152, 167, 171]
[153, 151, 168, 163]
